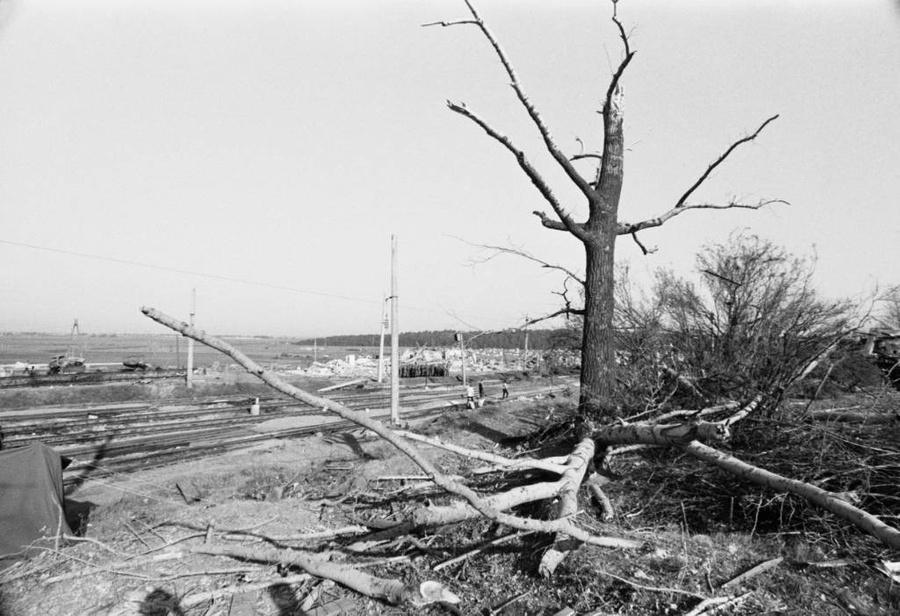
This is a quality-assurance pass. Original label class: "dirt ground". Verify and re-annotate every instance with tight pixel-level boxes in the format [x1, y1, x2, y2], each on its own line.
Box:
[2, 391, 900, 615]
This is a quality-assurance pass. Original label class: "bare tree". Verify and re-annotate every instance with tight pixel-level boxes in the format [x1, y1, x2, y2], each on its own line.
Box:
[428, 1, 785, 418]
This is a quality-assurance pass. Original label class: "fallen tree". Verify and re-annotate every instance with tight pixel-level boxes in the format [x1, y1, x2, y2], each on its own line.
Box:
[141, 306, 900, 608]
[141, 306, 645, 605]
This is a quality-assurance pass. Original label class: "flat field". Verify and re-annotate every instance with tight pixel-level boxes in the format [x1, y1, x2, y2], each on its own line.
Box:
[0, 332, 381, 371]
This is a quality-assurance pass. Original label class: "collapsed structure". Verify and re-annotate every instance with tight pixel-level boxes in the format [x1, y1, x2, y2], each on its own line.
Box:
[290, 347, 579, 380]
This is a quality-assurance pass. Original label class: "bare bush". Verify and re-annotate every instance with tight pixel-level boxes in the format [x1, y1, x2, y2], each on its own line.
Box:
[651, 232, 854, 403]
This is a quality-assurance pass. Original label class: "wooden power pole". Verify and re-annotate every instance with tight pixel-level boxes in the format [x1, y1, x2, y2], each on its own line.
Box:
[456, 333, 467, 387]
[186, 288, 195, 388]
[378, 294, 388, 384]
[390, 236, 400, 425]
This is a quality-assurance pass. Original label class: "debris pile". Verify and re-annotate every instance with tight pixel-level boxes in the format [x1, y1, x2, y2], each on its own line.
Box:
[286, 347, 580, 379]
[296, 355, 382, 379]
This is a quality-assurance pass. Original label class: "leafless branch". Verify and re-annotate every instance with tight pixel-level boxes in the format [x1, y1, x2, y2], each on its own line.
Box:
[531, 210, 570, 232]
[439, 0, 596, 201]
[523, 307, 584, 328]
[630, 231, 657, 256]
[570, 153, 603, 162]
[675, 115, 780, 209]
[421, 19, 478, 28]
[701, 269, 741, 287]
[618, 115, 784, 234]
[619, 198, 788, 235]
[571, 140, 603, 184]
[461, 238, 585, 286]
[447, 101, 587, 240]
[552, 276, 584, 318]
[604, 6, 636, 117]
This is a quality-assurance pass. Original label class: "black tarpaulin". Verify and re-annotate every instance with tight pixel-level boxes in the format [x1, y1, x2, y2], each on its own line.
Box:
[0, 443, 73, 566]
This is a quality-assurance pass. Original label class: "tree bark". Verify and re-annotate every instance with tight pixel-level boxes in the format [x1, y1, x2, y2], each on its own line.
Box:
[579, 83, 625, 420]
[579, 238, 618, 418]
[539, 437, 596, 577]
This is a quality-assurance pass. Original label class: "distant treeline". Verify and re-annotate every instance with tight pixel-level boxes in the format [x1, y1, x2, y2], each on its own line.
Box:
[293, 329, 571, 350]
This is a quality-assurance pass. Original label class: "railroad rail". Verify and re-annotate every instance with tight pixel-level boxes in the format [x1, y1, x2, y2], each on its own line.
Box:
[0, 377, 577, 485]
[0, 369, 186, 389]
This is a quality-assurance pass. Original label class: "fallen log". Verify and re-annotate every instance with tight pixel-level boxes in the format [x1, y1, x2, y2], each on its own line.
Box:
[682, 440, 900, 550]
[142, 307, 641, 552]
[394, 429, 569, 474]
[192, 544, 457, 606]
[539, 437, 595, 577]
[593, 420, 731, 446]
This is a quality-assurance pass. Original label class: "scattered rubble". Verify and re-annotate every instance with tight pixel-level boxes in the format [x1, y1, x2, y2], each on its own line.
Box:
[288, 347, 580, 380]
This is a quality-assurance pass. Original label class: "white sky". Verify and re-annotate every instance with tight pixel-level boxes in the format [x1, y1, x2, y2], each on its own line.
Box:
[1, 0, 898, 337]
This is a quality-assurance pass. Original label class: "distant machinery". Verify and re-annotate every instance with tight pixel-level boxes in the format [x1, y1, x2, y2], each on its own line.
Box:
[48, 319, 86, 374]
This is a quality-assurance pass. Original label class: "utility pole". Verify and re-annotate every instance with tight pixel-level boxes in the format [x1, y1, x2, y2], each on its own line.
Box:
[390, 235, 400, 425]
[186, 288, 195, 388]
[523, 330, 529, 369]
[456, 332, 467, 387]
[377, 294, 388, 384]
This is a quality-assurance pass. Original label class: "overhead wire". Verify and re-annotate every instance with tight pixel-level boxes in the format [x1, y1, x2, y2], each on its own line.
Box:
[0, 238, 561, 330]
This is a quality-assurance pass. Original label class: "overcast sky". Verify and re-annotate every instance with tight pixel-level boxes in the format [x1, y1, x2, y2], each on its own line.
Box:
[1, 0, 898, 337]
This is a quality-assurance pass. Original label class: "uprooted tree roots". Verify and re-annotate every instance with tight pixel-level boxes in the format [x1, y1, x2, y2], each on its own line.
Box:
[140, 306, 900, 610]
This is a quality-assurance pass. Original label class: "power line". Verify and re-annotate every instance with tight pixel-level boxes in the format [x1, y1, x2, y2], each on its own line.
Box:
[0, 237, 381, 305]
[0, 238, 545, 327]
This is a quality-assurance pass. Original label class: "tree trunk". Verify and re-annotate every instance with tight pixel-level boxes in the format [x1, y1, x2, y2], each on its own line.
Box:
[579, 232, 618, 418]
[579, 83, 624, 421]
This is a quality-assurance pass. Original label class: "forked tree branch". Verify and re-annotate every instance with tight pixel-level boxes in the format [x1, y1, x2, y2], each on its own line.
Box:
[427, 0, 596, 201]
[619, 198, 788, 235]
[675, 115, 779, 209]
[593, 6, 633, 226]
[620, 115, 785, 234]
[552, 276, 585, 318]
[447, 101, 587, 240]
[462, 238, 585, 286]
[604, 5, 636, 117]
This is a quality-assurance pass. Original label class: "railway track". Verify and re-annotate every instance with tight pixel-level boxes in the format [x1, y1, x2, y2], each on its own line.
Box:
[0, 377, 577, 485]
[0, 369, 185, 389]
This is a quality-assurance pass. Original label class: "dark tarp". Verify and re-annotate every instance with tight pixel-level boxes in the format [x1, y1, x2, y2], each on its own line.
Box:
[0, 444, 73, 567]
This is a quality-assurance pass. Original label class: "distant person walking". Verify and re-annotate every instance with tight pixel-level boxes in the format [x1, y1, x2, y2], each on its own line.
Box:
[465, 384, 476, 409]
[502, 381, 509, 400]
[478, 381, 485, 399]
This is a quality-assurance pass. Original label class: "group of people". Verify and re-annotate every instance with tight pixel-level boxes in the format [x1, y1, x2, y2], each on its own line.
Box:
[465, 380, 510, 409]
